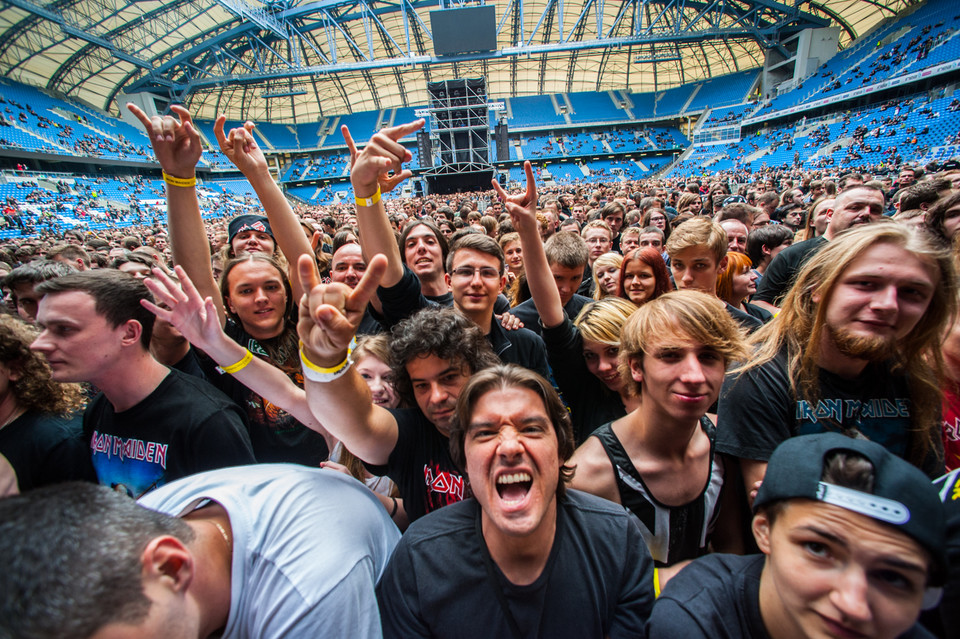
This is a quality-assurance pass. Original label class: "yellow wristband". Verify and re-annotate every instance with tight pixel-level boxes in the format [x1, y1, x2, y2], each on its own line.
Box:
[653, 567, 661, 598]
[299, 339, 355, 374]
[162, 171, 197, 188]
[354, 186, 381, 208]
[221, 349, 253, 374]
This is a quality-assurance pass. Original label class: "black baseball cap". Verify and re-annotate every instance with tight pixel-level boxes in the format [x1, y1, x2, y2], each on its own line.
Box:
[755, 432, 946, 582]
[228, 214, 274, 243]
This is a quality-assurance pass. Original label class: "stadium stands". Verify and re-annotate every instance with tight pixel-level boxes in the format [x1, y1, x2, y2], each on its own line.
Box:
[0, 0, 958, 225]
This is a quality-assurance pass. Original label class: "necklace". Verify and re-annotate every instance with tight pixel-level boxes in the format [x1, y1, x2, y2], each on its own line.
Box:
[211, 520, 231, 549]
[0, 406, 26, 431]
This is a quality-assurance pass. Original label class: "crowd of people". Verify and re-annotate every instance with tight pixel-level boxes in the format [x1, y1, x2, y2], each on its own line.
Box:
[0, 106, 958, 639]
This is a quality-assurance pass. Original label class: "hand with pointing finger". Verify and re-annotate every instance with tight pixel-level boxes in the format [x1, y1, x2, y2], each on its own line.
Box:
[343, 119, 425, 196]
[127, 103, 201, 179]
[491, 160, 539, 236]
[297, 253, 389, 369]
[214, 116, 269, 179]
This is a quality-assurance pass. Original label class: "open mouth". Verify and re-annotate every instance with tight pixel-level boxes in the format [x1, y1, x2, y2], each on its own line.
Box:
[496, 472, 532, 504]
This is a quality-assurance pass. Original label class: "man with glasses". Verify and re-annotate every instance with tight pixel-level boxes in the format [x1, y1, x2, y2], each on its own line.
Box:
[344, 119, 549, 379]
[579, 220, 614, 296]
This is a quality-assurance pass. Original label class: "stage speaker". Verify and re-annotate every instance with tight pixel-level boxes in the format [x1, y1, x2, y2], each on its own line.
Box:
[495, 123, 509, 162]
[416, 130, 432, 168]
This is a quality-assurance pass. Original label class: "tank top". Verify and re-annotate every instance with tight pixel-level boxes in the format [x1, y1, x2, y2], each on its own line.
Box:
[592, 417, 723, 566]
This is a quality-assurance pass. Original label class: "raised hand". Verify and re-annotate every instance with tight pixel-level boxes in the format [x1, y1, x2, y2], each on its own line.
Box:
[141, 265, 222, 352]
[214, 116, 269, 178]
[127, 103, 202, 179]
[343, 119, 424, 196]
[492, 160, 539, 235]
[297, 253, 388, 368]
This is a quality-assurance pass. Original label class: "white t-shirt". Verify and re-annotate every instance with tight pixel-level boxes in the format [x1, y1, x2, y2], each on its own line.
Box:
[139, 463, 400, 639]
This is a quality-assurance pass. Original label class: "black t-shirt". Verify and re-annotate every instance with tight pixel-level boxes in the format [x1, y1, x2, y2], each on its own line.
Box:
[425, 290, 454, 307]
[541, 316, 626, 444]
[170, 346, 208, 381]
[742, 302, 774, 324]
[487, 318, 552, 380]
[357, 306, 384, 336]
[210, 316, 330, 466]
[0, 410, 95, 491]
[932, 470, 960, 638]
[725, 303, 763, 333]
[377, 491, 655, 639]
[578, 263, 596, 297]
[753, 236, 826, 306]
[365, 408, 465, 522]
[511, 293, 594, 336]
[649, 554, 934, 639]
[84, 368, 256, 498]
[717, 348, 943, 477]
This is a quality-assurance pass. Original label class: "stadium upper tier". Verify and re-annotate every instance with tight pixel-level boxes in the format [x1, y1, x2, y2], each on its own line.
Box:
[750, 1, 960, 122]
[0, 0, 955, 217]
[3, 0, 956, 166]
[666, 90, 960, 180]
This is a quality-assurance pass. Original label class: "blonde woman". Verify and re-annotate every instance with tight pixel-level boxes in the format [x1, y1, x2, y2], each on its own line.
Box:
[592, 252, 623, 300]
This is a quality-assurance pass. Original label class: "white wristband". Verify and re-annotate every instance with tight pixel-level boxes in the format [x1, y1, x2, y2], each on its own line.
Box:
[301, 354, 354, 383]
[300, 339, 356, 383]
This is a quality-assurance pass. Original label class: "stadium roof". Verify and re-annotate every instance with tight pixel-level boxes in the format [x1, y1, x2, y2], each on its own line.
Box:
[0, 0, 918, 123]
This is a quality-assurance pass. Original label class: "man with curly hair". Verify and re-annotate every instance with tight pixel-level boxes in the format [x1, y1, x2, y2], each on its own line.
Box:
[297, 253, 499, 522]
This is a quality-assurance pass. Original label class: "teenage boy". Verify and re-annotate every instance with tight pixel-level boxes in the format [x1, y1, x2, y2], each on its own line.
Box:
[648, 432, 946, 639]
[570, 290, 748, 584]
[665, 217, 762, 332]
[511, 229, 594, 335]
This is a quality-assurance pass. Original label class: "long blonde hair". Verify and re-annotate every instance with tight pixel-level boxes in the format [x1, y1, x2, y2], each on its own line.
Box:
[738, 223, 957, 464]
[591, 252, 623, 300]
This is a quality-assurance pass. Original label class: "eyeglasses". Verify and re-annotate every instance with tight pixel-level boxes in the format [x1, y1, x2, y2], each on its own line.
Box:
[451, 266, 501, 280]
